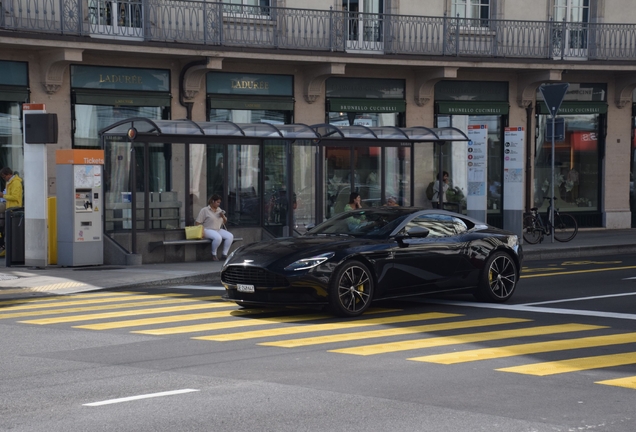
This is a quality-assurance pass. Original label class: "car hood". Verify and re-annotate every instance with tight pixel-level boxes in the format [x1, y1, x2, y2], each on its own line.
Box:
[226, 235, 372, 268]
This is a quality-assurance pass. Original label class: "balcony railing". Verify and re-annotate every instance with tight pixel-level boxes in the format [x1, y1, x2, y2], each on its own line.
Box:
[2, 0, 636, 61]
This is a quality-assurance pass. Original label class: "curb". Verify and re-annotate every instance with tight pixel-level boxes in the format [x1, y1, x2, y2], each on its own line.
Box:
[523, 244, 636, 261]
[112, 272, 223, 290]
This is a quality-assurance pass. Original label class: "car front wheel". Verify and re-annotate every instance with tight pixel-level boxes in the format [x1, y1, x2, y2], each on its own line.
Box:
[475, 252, 518, 303]
[329, 260, 374, 317]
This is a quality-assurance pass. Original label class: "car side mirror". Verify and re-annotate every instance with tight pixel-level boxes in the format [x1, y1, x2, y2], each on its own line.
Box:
[305, 223, 315, 231]
[394, 226, 429, 247]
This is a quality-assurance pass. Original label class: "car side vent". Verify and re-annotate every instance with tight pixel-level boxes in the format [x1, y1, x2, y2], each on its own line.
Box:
[222, 266, 289, 288]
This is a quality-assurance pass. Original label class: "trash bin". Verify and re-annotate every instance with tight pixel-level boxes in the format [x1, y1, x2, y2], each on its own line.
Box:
[5, 207, 24, 267]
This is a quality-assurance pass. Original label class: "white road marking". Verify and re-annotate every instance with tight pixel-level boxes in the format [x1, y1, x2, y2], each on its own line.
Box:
[83, 389, 199, 406]
[424, 299, 636, 321]
[162, 285, 225, 291]
[522, 291, 636, 306]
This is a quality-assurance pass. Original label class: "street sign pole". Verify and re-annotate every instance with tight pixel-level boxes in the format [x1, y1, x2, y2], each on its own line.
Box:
[539, 83, 569, 244]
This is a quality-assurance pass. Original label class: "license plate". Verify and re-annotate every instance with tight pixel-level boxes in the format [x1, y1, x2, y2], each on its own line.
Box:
[237, 284, 255, 293]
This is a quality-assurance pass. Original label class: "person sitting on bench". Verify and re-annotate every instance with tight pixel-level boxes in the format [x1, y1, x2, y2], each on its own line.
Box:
[195, 194, 233, 261]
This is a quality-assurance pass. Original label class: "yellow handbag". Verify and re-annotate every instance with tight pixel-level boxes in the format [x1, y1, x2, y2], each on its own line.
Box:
[185, 225, 204, 240]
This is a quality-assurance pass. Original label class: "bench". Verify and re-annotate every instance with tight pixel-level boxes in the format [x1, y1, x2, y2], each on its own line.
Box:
[148, 237, 243, 252]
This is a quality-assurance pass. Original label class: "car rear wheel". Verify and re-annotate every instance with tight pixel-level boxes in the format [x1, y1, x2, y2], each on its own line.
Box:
[329, 260, 374, 317]
[474, 252, 518, 303]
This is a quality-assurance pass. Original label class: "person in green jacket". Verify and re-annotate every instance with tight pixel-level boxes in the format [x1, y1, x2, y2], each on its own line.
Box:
[0, 167, 23, 257]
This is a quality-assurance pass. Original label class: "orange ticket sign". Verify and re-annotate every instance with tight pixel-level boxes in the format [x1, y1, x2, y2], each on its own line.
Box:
[56, 149, 105, 165]
[23, 103, 46, 111]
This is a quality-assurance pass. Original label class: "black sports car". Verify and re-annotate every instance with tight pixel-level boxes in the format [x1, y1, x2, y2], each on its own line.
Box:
[221, 208, 522, 317]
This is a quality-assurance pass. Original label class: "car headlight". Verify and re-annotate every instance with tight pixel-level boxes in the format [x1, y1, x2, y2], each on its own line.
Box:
[284, 252, 335, 271]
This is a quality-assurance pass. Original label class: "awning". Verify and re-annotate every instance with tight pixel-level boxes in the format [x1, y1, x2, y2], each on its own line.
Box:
[99, 118, 469, 143]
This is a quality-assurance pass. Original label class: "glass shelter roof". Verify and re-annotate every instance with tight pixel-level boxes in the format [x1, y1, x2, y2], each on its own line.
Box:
[100, 118, 469, 143]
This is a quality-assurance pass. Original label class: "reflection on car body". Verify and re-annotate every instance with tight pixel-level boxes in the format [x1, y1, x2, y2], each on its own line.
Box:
[221, 208, 523, 317]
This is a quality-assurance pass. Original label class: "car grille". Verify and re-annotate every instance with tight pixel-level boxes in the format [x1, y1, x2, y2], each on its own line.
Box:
[222, 266, 289, 288]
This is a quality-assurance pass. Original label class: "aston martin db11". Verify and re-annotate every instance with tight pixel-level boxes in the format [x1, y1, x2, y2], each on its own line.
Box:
[221, 208, 522, 317]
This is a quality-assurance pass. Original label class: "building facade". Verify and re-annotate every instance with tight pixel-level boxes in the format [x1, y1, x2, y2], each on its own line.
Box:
[1, 0, 635, 262]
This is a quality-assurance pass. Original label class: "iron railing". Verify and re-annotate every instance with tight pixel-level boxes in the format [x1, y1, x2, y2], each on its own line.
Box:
[2, 1, 636, 60]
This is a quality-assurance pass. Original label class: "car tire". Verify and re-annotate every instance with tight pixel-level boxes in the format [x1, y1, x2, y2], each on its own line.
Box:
[474, 251, 518, 303]
[328, 260, 374, 317]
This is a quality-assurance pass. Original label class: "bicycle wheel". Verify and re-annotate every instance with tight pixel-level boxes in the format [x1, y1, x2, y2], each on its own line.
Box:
[522, 215, 542, 244]
[553, 213, 578, 242]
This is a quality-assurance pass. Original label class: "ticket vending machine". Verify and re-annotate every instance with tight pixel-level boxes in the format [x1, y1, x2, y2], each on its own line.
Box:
[56, 150, 104, 266]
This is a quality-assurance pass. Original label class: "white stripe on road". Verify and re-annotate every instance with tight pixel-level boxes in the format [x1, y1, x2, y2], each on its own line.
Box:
[83, 389, 199, 406]
[522, 291, 636, 306]
[424, 299, 636, 321]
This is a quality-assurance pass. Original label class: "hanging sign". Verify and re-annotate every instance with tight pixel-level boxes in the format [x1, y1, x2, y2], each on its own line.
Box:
[466, 125, 488, 221]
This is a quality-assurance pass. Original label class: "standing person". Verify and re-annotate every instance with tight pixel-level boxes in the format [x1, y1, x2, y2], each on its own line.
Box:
[0, 167, 23, 257]
[195, 194, 233, 261]
[432, 171, 449, 209]
[344, 192, 362, 211]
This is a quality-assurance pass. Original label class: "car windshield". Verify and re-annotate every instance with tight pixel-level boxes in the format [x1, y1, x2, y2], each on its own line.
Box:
[306, 209, 408, 238]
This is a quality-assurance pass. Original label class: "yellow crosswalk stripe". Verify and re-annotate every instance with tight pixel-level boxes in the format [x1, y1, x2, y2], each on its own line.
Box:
[260, 317, 529, 348]
[15, 296, 224, 323]
[0, 294, 190, 311]
[134, 308, 398, 335]
[75, 308, 283, 330]
[596, 376, 636, 389]
[0, 291, 152, 307]
[329, 324, 606, 356]
[135, 313, 331, 335]
[497, 352, 636, 376]
[193, 313, 462, 342]
[410, 332, 636, 364]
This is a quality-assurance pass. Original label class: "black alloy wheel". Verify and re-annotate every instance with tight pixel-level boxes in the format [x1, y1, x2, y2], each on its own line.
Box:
[475, 252, 518, 303]
[329, 260, 374, 317]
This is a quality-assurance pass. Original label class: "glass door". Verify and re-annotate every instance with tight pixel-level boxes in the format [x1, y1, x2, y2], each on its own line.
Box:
[554, 0, 589, 58]
[342, 0, 383, 52]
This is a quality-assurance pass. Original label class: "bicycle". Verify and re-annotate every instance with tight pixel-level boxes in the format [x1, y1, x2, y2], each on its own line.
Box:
[523, 197, 578, 244]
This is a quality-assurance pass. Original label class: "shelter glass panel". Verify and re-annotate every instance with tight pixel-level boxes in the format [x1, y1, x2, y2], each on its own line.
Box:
[228, 144, 260, 226]
[0, 101, 23, 179]
[263, 140, 289, 237]
[293, 141, 317, 235]
[385, 146, 411, 207]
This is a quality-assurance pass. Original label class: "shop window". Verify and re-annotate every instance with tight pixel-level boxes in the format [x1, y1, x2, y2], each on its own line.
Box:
[534, 114, 599, 214]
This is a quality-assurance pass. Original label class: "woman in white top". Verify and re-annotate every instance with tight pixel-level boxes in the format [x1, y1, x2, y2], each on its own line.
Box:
[195, 194, 234, 261]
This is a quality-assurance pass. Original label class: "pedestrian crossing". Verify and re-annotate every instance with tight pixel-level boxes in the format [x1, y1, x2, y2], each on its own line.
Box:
[3, 290, 636, 391]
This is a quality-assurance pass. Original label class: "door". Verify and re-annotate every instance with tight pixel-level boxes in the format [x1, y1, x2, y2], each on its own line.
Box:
[553, 0, 589, 59]
[343, 0, 383, 52]
[388, 213, 464, 295]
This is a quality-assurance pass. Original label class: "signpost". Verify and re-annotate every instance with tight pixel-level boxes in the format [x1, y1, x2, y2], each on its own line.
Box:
[539, 83, 569, 243]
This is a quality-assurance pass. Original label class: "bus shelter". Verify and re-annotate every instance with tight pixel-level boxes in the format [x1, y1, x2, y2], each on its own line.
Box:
[99, 118, 468, 262]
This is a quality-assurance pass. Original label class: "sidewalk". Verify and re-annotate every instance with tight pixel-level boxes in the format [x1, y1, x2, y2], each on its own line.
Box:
[1, 228, 635, 298]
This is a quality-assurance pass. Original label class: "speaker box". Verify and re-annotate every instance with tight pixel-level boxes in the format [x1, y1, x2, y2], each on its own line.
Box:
[24, 113, 58, 144]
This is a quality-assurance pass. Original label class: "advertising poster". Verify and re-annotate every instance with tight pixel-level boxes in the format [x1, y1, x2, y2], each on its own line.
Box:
[503, 127, 524, 211]
[466, 125, 488, 221]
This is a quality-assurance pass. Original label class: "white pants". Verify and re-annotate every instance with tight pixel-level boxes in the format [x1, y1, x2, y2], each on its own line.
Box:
[203, 228, 233, 256]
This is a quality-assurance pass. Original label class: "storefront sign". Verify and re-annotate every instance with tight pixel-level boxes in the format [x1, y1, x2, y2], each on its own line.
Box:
[437, 101, 509, 115]
[503, 127, 524, 211]
[71, 66, 170, 92]
[0, 60, 28, 87]
[207, 72, 293, 96]
[536, 102, 607, 115]
[326, 78, 405, 99]
[328, 98, 406, 113]
[466, 125, 487, 221]
[436, 81, 508, 102]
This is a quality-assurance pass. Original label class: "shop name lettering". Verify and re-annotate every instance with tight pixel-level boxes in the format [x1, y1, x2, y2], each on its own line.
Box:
[231, 79, 269, 90]
[99, 74, 143, 85]
[448, 107, 503, 114]
[340, 105, 399, 111]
